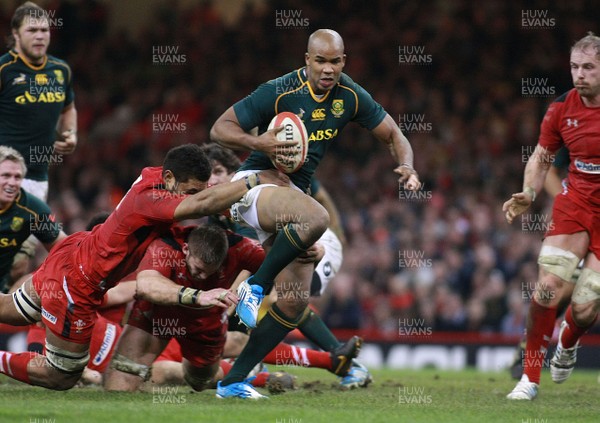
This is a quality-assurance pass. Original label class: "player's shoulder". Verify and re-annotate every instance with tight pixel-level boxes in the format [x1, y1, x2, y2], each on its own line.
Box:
[552, 90, 573, 104]
[336, 72, 371, 100]
[0, 51, 19, 77]
[45, 54, 70, 70]
[16, 188, 49, 214]
[0, 51, 18, 66]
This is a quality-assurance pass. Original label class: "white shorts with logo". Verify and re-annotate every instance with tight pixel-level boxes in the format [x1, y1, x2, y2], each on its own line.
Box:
[230, 170, 303, 243]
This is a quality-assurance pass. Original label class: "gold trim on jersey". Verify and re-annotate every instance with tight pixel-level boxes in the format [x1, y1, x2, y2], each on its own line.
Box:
[336, 84, 359, 118]
[16, 52, 47, 71]
[275, 80, 309, 113]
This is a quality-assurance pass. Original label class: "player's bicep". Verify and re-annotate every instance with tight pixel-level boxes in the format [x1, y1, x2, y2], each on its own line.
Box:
[370, 114, 401, 144]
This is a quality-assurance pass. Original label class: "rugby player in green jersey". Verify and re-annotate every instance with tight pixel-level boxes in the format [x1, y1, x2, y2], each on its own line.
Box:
[0, 2, 77, 281]
[211, 29, 420, 398]
[0, 146, 66, 292]
[202, 143, 372, 389]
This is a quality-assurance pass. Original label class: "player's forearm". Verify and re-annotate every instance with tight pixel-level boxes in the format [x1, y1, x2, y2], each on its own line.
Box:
[522, 145, 553, 200]
[57, 105, 77, 134]
[389, 131, 415, 167]
[136, 272, 181, 305]
[174, 179, 248, 220]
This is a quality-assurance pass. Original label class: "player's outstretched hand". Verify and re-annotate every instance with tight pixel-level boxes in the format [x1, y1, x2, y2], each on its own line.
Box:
[394, 164, 421, 190]
[257, 169, 290, 186]
[502, 192, 533, 224]
[197, 288, 238, 309]
[53, 130, 77, 154]
[255, 125, 299, 156]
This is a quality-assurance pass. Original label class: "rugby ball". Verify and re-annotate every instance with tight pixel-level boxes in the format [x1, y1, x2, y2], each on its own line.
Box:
[268, 112, 308, 174]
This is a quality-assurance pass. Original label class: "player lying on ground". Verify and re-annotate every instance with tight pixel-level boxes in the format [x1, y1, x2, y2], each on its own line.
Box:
[103, 225, 360, 392]
[0, 144, 287, 390]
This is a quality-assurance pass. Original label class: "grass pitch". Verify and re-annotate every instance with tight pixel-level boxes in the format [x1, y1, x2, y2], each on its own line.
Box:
[1, 367, 598, 423]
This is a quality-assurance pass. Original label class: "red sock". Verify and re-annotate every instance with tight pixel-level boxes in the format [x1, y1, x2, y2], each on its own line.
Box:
[27, 324, 45, 350]
[219, 360, 233, 376]
[0, 351, 34, 384]
[561, 305, 597, 349]
[250, 372, 269, 387]
[523, 299, 557, 384]
[263, 343, 332, 370]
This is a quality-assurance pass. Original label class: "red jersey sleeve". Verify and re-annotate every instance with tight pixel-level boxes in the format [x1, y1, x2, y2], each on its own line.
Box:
[134, 187, 185, 224]
[538, 99, 565, 152]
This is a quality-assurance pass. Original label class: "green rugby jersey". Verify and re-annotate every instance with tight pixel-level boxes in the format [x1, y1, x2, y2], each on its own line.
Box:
[235, 68, 386, 192]
[0, 50, 75, 181]
[0, 188, 60, 289]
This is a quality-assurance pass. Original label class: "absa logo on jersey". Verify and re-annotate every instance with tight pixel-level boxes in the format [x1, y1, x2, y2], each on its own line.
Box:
[307, 128, 339, 142]
[15, 91, 66, 104]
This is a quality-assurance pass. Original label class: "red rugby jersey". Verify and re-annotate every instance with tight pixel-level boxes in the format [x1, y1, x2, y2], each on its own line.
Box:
[538, 89, 600, 207]
[75, 167, 185, 290]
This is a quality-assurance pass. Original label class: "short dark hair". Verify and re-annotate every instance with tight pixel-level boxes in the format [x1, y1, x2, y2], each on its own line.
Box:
[8, 2, 46, 49]
[163, 144, 211, 183]
[200, 143, 241, 174]
[86, 211, 111, 231]
[187, 225, 228, 266]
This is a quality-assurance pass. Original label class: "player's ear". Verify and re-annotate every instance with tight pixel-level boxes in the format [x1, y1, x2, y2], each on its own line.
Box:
[305, 52, 310, 66]
[163, 169, 175, 188]
[182, 243, 189, 257]
[341, 54, 347, 67]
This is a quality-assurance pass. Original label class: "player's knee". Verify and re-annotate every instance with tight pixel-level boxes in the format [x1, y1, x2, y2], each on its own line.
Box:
[571, 301, 597, 326]
[538, 246, 580, 283]
[45, 372, 81, 391]
[183, 367, 217, 392]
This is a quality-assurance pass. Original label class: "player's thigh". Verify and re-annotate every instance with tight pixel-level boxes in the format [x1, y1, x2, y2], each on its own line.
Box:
[543, 233, 590, 259]
[255, 186, 327, 231]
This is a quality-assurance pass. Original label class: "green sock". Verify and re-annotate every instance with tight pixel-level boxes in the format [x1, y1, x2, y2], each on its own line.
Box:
[298, 309, 341, 351]
[220, 304, 302, 386]
[252, 223, 309, 292]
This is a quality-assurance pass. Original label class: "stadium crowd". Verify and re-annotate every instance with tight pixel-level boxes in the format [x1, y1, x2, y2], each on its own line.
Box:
[1, 0, 598, 336]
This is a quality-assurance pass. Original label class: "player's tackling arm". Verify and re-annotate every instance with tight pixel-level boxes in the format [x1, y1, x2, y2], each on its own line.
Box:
[173, 170, 289, 220]
[503, 144, 555, 223]
[371, 113, 420, 190]
[136, 270, 238, 308]
[210, 106, 289, 156]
